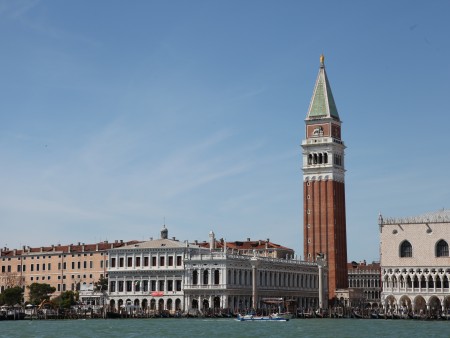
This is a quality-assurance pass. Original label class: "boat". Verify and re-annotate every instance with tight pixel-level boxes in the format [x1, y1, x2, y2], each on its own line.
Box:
[236, 313, 289, 322]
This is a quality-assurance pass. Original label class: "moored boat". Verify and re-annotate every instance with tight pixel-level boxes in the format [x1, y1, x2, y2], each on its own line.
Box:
[236, 313, 289, 322]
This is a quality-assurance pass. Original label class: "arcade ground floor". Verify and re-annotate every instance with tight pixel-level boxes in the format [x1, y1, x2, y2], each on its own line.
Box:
[381, 292, 450, 316]
[107, 291, 320, 315]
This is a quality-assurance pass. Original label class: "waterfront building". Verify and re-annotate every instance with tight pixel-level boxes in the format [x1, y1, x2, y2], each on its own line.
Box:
[0, 240, 137, 300]
[107, 226, 191, 313]
[302, 55, 348, 300]
[107, 228, 326, 314]
[184, 231, 325, 313]
[379, 209, 450, 316]
[347, 261, 381, 308]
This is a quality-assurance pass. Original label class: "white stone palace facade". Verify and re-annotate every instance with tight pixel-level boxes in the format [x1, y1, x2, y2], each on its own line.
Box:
[183, 250, 323, 313]
[379, 209, 450, 316]
[107, 228, 326, 314]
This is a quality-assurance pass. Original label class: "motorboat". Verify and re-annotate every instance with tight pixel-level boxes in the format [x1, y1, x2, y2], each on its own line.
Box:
[236, 313, 289, 322]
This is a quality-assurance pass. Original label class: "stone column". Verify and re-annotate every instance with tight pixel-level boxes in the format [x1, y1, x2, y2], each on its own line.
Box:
[250, 257, 259, 310]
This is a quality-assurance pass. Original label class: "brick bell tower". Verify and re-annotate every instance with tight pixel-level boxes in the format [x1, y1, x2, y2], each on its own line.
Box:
[302, 55, 348, 301]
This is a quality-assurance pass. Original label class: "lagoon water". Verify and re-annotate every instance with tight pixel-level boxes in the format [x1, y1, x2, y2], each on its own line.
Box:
[0, 318, 449, 338]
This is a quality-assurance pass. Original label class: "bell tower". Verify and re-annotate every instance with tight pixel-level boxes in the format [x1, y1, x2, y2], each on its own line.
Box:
[302, 55, 348, 300]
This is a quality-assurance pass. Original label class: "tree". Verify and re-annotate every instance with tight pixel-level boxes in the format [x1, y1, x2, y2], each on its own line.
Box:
[95, 276, 108, 291]
[52, 291, 78, 309]
[27, 283, 56, 305]
[0, 286, 23, 306]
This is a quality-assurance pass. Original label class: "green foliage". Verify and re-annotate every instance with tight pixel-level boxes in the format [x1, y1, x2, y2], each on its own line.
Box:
[95, 276, 108, 291]
[0, 286, 24, 306]
[52, 291, 78, 309]
[27, 283, 56, 305]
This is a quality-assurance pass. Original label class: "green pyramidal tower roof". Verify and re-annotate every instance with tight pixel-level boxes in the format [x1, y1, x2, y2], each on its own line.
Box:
[306, 55, 340, 120]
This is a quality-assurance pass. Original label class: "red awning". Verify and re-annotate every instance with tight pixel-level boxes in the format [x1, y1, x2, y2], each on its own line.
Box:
[151, 291, 164, 297]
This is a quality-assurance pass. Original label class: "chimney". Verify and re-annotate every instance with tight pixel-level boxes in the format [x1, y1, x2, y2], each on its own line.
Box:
[68, 245, 71, 253]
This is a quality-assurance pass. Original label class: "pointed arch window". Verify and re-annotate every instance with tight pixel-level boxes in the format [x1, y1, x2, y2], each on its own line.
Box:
[400, 240, 412, 257]
[436, 240, 449, 257]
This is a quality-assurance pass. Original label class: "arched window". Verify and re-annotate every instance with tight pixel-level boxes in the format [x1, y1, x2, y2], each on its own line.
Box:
[324, 153, 328, 164]
[308, 154, 312, 165]
[400, 241, 412, 257]
[436, 240, 449, 257]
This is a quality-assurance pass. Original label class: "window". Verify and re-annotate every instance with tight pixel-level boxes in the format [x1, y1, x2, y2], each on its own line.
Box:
[83, 261, 87, 269]
[100, 260, 104, 268]
[151, 280, 156, 291]
[168, 280, 173, 291]
[111, 258, 116, 268]
[127, 257, 132, 267]
[159, 280, 165, 291]
[135, 257, 141, 267]
[436, 240, 449, 257]
[168, 256, 173, 266]
[48, 263, 51, 270]
[89, 261, 93, 268]
[193, 270, 198, 285]
[176, 256, 182, 266]
[119, 258, 124, 267]
[176, 280, 182, 291]
[400, 240, 412, 257]
[159, 256, 165, 266]
[152, 257, 156, 267]
[144, 257, 149, 266]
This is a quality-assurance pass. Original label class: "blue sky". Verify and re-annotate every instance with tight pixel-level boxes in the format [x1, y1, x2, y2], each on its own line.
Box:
[1, 0, 449, 262]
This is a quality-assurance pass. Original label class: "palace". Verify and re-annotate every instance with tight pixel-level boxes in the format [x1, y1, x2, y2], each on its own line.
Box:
[379, 209, 450, 316]
[107, 227, 325, 314]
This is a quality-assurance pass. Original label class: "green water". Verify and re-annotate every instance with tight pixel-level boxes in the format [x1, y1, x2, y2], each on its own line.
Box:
[0, 318, 449, 338]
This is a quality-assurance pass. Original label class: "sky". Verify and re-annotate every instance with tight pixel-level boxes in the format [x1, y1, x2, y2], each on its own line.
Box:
[1, 0, 449, 262]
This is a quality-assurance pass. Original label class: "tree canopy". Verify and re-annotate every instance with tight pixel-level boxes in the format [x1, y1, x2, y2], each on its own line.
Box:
[52, 291, 78, 309]
[0, 286, 24, 306]
[27, 283, 56, 305]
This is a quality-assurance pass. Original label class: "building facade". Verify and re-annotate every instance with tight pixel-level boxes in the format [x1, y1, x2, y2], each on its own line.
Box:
[107, 227, 190, 313]
[0, 240, 138, 301]
[379, 209, 450, 316]
[347, 261, 381, 308]
[302, 55, 348, 300]
[107, 228, 326, 314]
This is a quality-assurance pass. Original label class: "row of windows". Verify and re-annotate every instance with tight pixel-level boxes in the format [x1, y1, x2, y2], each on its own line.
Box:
[110, 279, 182, 293]
[111, 256, 182, 268]
[1, 260, 106, 273]
[307, 153, 328, 165]
[400, 240, 449, 258]
[1, 252, 102, 261]
[192, 270, 220, 285]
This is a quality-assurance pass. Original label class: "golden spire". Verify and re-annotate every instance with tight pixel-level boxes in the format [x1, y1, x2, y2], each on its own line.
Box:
[320, 54, 325, 64]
